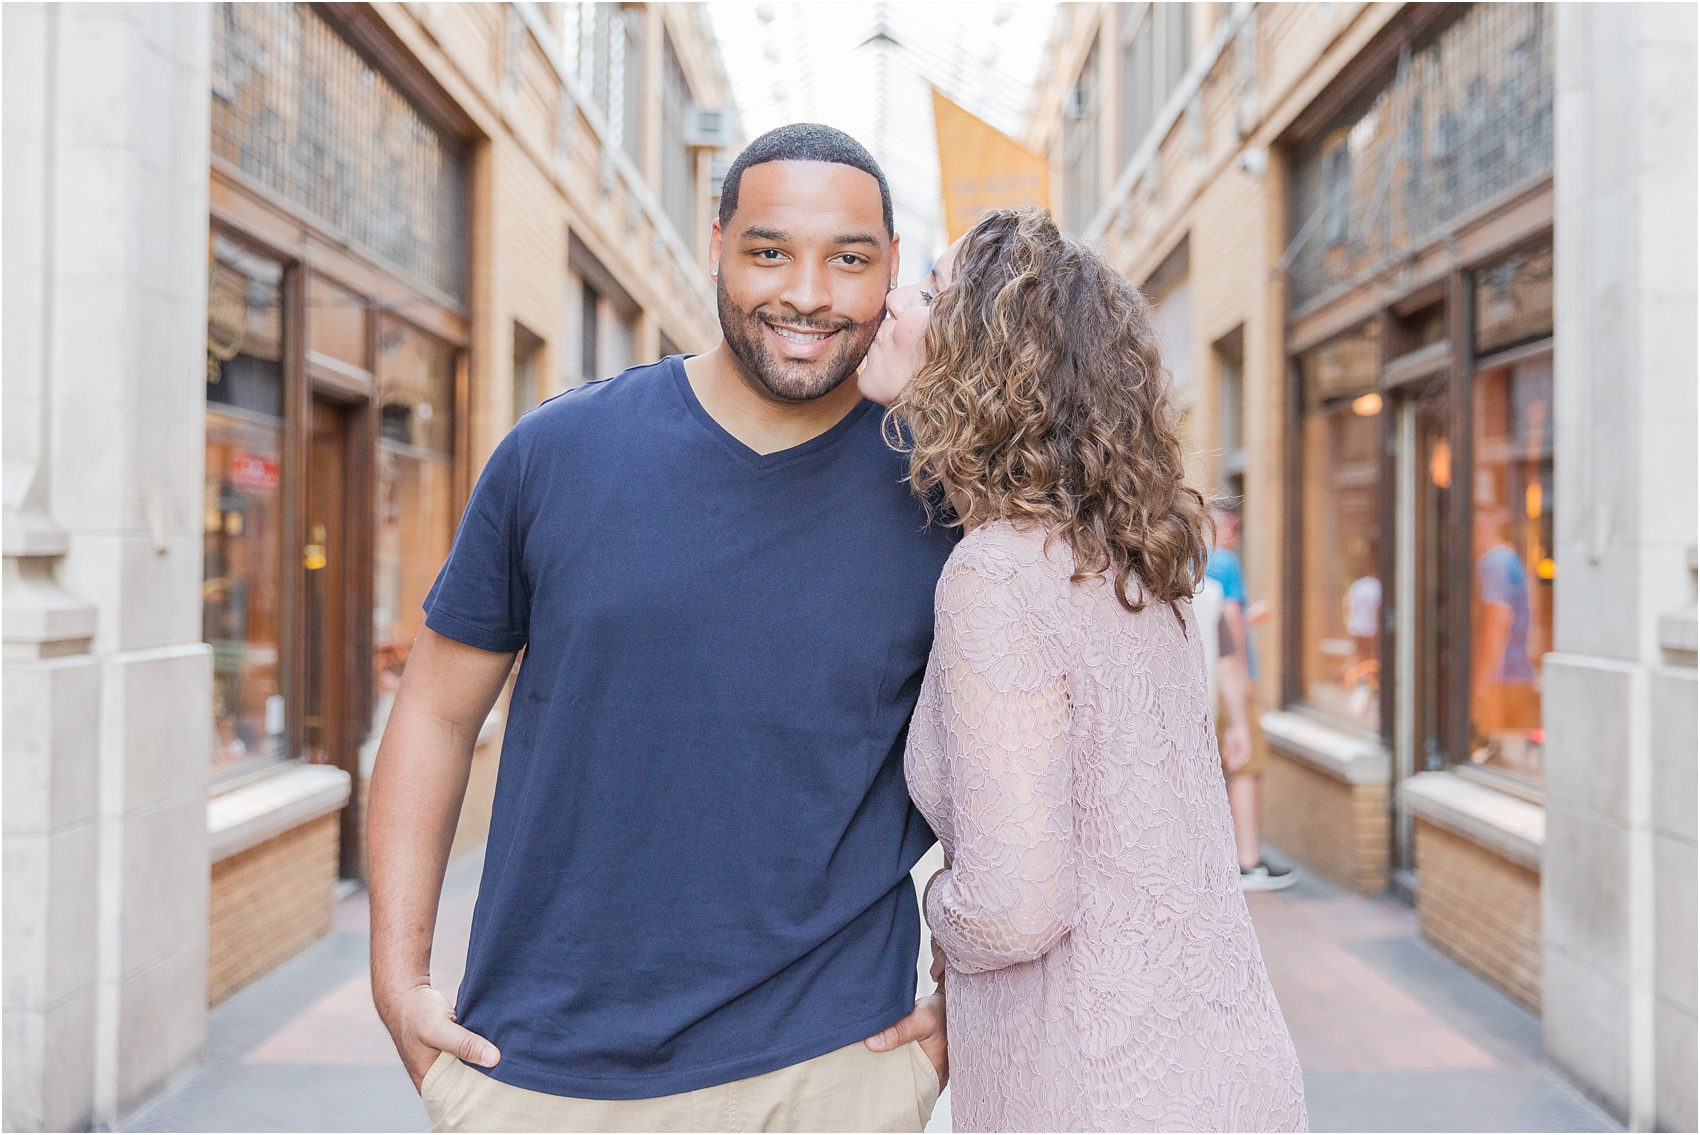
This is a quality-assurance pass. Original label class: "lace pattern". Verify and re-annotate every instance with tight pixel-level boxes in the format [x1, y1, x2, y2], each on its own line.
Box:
[908, 523, 1307, 1132]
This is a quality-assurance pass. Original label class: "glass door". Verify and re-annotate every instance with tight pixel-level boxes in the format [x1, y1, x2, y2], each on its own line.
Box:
[1392, 380, 1453, 875]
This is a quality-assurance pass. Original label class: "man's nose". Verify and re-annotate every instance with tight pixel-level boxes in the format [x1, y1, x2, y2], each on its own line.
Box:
[777, 257, 832, 316]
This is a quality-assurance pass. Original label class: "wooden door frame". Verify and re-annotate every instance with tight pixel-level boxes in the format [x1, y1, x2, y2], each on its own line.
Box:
[303, 387, 375, 876]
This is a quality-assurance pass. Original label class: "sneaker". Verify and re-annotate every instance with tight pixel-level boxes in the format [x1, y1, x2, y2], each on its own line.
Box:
[1240, 861, 1298, 892]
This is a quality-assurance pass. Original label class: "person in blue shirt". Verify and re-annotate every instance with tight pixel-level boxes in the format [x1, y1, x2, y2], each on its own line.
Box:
[367, 126, 955, 1132]
[1206, 505, 1294, 891]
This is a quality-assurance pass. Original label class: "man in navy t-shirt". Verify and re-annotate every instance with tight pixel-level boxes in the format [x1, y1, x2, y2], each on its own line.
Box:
[368, 125, 956, 1131]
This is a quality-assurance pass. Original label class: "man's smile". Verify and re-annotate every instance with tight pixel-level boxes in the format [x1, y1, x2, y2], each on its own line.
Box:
[762, 319, 844, 359]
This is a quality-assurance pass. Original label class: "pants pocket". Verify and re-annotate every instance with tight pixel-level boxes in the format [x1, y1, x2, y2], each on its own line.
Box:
[907, 1041, 941, 1127]
[420, 1050, 456, 1130]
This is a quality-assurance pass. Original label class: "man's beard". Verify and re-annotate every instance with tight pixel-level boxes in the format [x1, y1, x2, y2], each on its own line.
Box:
[718, 277, 882, 403]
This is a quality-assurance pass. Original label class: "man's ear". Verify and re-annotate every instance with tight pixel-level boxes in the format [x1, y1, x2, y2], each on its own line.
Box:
[709, 219, 723, 278]
[889, 233, 902, 287]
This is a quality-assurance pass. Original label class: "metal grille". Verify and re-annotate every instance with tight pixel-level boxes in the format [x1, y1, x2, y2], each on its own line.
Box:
[1287, 4, 1554, 311]
[211, 3, 465, 300]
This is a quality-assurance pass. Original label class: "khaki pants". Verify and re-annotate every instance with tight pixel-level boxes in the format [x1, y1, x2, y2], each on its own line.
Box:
[422, 1039, 941, 1133]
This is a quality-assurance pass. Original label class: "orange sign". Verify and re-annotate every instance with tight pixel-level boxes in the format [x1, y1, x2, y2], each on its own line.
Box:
[932, 88, 1049, 243]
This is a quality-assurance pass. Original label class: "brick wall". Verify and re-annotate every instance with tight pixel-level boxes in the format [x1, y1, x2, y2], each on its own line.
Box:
[207, 814, 340, 1007]
[1263, 751, 1389, 894]
[1415, 819, 1542, 1011]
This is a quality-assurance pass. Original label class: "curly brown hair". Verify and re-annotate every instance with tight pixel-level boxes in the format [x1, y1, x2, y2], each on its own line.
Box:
[890, 208, 1210, 612]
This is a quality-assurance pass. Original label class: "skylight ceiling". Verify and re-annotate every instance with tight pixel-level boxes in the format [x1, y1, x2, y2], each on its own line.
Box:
[707, 2, 1059, 281]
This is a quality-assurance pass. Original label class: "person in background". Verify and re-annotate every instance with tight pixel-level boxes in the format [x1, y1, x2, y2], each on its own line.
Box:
[1207, 504, 1294, 891]
[1472, 505, 1538, 771]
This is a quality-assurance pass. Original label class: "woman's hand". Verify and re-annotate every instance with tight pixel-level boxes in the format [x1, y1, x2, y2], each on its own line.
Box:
[930, 938, 946, 988]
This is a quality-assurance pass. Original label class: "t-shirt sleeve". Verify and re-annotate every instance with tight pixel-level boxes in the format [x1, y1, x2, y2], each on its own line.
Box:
[1206, 549, 1248, 605]
[423, 430, 530, 653]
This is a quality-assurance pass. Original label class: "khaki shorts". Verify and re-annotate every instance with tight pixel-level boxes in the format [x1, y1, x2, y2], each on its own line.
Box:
[421, 1038, 941, 1133]
[1216, 696, 1269, 779]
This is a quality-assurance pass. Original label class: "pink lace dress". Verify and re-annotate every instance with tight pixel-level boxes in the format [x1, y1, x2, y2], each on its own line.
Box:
[908, 523, 1307, 1132]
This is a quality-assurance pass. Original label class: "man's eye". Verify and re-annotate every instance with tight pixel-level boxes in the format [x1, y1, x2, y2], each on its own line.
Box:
[755, 249, 785, 261]
[834, 254, 867, 267]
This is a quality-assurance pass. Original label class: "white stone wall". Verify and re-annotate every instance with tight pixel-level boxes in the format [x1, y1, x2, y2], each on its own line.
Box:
[2, 4, 213, 1129]
[1546, 5, 1698, 1131]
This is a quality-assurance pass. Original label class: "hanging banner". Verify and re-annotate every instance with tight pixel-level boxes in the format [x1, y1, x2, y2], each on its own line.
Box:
[932, 88, 1050, 243]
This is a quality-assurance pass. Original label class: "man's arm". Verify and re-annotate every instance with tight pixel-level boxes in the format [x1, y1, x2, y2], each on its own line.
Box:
[1218, 602, 1252, 772]
[368, 627, 516, 1090]
[1475, 601, 1513, 700]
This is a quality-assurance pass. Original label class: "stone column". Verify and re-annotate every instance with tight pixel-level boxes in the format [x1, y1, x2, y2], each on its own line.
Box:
[1546, 5, 1698, 1131]
[2, 4, 214, 1128]
[3, 10, 103, 1129]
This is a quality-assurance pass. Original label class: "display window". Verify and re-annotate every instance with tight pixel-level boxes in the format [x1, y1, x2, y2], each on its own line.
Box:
[1468, 354, 1553, 782]
[205, 235, 288, 777]
[374, 316, 458, 713]
[1297, 322, 1384, 728]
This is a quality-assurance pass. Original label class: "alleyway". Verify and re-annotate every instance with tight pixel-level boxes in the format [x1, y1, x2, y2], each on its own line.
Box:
[126, 851, 1617, 1133]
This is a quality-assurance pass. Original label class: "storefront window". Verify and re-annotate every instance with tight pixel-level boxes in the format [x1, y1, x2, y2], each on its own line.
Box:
[1469, 354, 1553, 781]
[373, 318, 457, 722]
[1298, 322, 1383, 727]
[205, 235, 288, 776]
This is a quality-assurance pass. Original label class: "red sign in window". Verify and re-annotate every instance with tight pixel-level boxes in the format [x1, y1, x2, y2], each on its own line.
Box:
[229, 452, 279, 493]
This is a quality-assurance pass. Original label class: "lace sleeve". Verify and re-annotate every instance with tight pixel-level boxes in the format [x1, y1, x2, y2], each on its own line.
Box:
[923, 553, 1075, 976]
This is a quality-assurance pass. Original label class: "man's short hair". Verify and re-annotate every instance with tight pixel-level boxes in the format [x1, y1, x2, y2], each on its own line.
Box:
[717, 124, 893, 236]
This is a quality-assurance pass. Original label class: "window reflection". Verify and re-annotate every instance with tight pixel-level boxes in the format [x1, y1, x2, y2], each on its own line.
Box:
[1470, 356, 1553, 781]
[1299, 322, 1383, 727]
[374, 317, 457, 724]
[1475, 246, 1553, 355]
[205, 235, 287, 776]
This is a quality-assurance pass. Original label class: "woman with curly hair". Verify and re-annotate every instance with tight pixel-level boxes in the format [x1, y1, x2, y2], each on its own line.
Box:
[859, 209, 1306, 1132]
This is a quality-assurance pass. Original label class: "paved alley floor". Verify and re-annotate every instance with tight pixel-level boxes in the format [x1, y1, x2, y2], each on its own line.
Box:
[126, 851, 1618, 1133]
[1243, 869, 1614, 1132]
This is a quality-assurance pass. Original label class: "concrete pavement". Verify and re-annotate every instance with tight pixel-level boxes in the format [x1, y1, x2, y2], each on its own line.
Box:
[125, 850, 1617, 1133]
[1245, 870, 1615, 1132]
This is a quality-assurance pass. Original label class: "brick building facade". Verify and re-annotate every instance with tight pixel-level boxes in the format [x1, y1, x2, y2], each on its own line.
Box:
[1028, 3, 1694, 1127]
[3, 3, 735, 1128]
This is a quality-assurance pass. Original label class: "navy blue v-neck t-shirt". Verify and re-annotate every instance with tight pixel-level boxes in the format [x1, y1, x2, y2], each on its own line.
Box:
[422, 356, 956, 1100]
